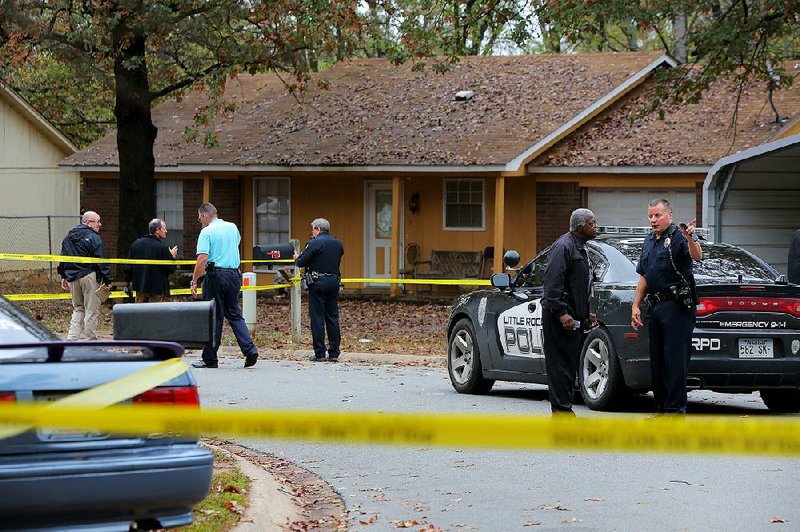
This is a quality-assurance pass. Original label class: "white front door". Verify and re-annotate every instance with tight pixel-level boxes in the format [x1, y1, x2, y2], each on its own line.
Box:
[365, 182, 393, 285]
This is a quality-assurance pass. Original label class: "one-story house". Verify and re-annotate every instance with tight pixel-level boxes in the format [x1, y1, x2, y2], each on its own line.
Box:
[60, 53, 800, 288]
[0, 80, 79, 272]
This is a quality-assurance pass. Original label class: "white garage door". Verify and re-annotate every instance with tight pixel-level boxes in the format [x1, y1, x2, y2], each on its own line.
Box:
[588, 189, 696, 228]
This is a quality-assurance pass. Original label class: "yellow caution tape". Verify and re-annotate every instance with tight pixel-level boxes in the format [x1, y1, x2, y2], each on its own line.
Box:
[1, 403, 799, 456]
[341, 277, 490, 286]
[0, 252, 293, 266]
[4, 275, 485, 301]
[0, 358, 188, 439]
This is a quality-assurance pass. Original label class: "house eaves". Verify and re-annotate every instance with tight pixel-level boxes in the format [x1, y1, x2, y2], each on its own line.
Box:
[64, 163, 509, 174]
[0, 79, 77, 155]
[528, 165, 709, 174]
[510, 54, 677, 173]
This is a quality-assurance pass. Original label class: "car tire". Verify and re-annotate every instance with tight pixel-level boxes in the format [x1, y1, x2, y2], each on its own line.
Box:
[759, 389, 800, 413]
[579, 327, 627, 411]
[448, 318, 494, 394]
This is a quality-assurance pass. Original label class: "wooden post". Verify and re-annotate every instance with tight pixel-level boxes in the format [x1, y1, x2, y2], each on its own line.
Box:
[391, 176, 401, 297]
[493, 175, 505, 275]
[291, 264, 302, 343]
[202, 175, 211, 203]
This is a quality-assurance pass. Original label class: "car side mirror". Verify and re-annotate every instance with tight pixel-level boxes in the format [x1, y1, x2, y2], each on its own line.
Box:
[503, 250, 520, 269]
[491, 273, 511, 289]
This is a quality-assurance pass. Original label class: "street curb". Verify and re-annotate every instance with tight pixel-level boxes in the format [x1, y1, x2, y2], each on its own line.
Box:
[189, 346, 446, 367]
[207, 440, 348, 531]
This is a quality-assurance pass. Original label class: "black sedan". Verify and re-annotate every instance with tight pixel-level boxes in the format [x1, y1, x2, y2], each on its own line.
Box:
[447, 231, 800, 412]
[0, 295, 213, 529]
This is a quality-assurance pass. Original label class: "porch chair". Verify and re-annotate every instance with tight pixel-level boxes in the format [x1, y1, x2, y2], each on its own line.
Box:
[399, 243, 422, 293]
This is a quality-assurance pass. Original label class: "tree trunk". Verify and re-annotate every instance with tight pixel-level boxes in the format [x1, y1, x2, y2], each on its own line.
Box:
[673, 10, 688, 63]
[113, 29, 157, 260]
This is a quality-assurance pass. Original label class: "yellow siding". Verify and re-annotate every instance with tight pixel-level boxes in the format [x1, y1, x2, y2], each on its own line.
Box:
[291, 174, 365, 279]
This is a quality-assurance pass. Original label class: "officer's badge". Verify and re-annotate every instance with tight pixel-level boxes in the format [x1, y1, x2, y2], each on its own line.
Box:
[663, 237, 671, 248]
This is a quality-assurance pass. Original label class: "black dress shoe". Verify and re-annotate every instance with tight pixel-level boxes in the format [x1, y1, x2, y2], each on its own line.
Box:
[309, 355, 325, 362]
[244, 353, 258, 368]
[191, 361, 218, 369]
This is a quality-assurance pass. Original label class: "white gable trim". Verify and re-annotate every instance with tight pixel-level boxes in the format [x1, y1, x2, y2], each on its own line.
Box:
[507, 54, 678, 172]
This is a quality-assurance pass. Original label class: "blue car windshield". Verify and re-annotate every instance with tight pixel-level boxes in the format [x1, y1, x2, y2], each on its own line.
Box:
[609, 238, 777, 282]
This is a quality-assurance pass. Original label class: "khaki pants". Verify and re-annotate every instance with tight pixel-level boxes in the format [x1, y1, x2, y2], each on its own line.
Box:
[67, 274, 101, 340]
[135, 293, 165, 303]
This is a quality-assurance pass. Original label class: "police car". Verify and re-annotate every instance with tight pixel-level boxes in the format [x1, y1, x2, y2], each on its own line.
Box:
[447, 227, 800, 412]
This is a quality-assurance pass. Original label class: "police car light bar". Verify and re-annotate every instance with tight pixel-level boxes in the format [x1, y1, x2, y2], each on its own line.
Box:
[598, 226, 711, 238]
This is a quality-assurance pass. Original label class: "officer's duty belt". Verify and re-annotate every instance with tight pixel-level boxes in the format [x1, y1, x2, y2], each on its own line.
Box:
[647, 290, 675, 305]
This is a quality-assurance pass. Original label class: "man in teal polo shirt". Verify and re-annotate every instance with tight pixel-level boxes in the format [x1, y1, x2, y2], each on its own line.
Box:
[190, 203, 259, 368]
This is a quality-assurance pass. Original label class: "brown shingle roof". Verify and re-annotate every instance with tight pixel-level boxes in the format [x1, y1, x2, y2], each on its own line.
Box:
[62, 53, 667, 168]
[537, 66, 800, 167]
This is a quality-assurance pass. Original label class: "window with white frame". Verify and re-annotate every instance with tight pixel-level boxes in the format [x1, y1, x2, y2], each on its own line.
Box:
[444, 178, 484, 230]
[255, 177, 290, 270]
[156, 180, 183, 252]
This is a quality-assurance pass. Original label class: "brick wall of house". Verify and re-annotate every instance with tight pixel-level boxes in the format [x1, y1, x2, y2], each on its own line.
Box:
[83, 178, 120, 258]
[536, 182, 583, 252]
[212, 179, 241, 229]
[183, 180, 203, 256]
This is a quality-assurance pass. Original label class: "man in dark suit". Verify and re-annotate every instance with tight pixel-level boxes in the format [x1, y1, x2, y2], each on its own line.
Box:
[125, 218, 178, 303]
[294, 218, 344, 362]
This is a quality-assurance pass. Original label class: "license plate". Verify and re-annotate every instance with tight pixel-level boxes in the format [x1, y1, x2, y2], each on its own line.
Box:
[738, 338, 774, 358]
[35, 393, 105, 441]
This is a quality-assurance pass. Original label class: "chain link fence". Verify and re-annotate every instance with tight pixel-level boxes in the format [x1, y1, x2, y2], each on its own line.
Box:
[0, 215, 82, 278]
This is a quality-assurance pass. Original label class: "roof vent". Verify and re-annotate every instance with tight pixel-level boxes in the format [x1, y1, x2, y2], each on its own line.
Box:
[455, 90, 475, 101]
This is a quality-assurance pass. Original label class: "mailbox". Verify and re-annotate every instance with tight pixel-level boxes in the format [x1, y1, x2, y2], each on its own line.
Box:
[253, 243, 295, 261]
[253, 243, 295, 272]
[113, 301, 215, 349]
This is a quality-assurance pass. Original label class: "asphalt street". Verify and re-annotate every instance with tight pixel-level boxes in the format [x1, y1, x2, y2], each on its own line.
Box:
[192, 355, 800, 531]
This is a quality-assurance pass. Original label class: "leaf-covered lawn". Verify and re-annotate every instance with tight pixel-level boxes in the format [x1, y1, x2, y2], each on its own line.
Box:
[5, 276, 453, 357]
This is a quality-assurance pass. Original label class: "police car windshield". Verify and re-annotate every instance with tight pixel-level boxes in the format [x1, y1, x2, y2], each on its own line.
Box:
[609, 238, 777, 282]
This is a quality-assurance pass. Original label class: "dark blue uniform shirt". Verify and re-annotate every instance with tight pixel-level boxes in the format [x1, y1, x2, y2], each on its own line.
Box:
[636, 223, 692, 293]
[295, 233, 344, 274]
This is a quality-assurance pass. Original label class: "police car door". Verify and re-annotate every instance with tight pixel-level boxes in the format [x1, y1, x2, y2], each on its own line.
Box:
[492, 251, 550, 374]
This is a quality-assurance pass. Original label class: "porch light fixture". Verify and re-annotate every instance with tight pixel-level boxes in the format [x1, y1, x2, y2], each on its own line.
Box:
[409, 192, 420, 214]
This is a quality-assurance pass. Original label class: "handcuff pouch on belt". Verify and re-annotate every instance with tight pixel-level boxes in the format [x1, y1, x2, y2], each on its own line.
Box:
[301, 271, 319, 292]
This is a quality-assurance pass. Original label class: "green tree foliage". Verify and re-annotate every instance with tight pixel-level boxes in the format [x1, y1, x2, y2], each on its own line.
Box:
[536, 0, 799, 114]
[0, 0, 366, 254]
[4, 54, 115, 148]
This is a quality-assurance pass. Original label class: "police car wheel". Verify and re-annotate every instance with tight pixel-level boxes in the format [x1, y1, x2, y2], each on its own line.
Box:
[759, 389, 800, 413]
[448, 318, 494, 394]
[579, 328, 626, 411]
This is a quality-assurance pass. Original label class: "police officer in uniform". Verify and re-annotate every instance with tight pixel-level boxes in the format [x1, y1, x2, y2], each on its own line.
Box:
[294, 218, 344, 361]
[542, 208, 599, 414]
[631, 199, 702, 413]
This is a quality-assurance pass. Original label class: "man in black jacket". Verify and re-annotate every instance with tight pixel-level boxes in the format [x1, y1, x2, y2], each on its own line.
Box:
[542, 208, 598, 414]
[57, 211, 113, 340]
[294, 218, 344, 362]
[125, 219, 178, 302]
